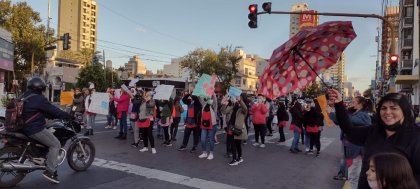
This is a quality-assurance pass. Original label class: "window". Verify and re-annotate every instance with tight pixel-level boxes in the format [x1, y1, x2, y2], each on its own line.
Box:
[235, 78, 241, 85]
[404, 7, 414, 17]
[243, 79, 246, 85]
[245, 68, 249, 75]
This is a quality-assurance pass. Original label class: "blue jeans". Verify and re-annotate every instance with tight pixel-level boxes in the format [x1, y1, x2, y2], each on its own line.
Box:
[29, 128, 61, 173]
[119, 111, 128, 134]
[291, 127, 301, 150]
[107, 114, 115, 126]
[304, 129, 311, 149]
[201, 128, 215, 152]
[85, 113, 96, 129]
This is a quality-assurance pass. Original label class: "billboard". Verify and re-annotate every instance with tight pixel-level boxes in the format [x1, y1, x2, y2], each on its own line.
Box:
[299, 10, 318, 29]
[0, 28, 14, 71]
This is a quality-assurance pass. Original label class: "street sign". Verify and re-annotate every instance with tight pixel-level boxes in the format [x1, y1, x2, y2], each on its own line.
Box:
[44, 46, 56, 51]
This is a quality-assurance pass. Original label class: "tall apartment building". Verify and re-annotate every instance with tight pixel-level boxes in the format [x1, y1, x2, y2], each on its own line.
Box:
[322, 53, 346, 93]
[58, 0, 98, 52]
[233, 49, 258, 93]
[124, 56, 147, 78]
[162, 57, 189, 79]
[395, 0, 419, 106]
[290, 3, 309, 37]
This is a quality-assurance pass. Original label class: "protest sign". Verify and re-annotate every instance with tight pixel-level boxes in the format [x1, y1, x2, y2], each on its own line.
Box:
[87, 92, 109, 115]
[228, 86, 242, 97]
[60, 91, 74, 106]
[316, 95, 333, 127]
[192, 74, 217, 98]
[153, 85, 174, 100]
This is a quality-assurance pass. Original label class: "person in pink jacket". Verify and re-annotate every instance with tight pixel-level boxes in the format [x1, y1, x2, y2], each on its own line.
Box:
[250, 94, 268, 148]
[112, 89, 131, 140]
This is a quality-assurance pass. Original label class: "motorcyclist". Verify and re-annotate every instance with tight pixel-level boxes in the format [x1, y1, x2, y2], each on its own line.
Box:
[20, 77, 72, 184]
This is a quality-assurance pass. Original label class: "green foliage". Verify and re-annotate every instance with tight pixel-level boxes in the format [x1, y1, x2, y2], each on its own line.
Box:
[302, 82, 321, 98]
[57, 48, 94, 66]
[76, 63, 121, 92]
[0, 0, 53, 81]
[180, 46, 241, 93]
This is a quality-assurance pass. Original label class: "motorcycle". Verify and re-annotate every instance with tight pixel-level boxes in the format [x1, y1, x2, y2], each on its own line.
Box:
[0, 119, 95, 188]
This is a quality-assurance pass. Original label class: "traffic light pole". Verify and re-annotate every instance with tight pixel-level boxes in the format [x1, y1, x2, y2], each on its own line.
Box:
[257, 11, 396, 54]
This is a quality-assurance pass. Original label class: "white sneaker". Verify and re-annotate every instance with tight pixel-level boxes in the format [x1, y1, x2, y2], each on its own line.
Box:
[252, 142, 260, 146]
[139, 147, 148, 152]
[105, 125, 111, 129]
[151, 148, 157, 154]
[238, 157, 244, 163]
[207, 152, 214, 160]
[198, 152, 208, 158]
[260, 144, 266, 148]
[112, 126, 117, 130]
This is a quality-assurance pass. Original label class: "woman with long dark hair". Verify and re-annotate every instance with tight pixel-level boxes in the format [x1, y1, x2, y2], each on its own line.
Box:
[329, 89, 420, 188]
[289, 101, 305, 153]
[276, 101, 288, 142]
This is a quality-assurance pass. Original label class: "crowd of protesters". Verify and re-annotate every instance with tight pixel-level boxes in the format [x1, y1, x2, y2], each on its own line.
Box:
[69, 84, 420, 189]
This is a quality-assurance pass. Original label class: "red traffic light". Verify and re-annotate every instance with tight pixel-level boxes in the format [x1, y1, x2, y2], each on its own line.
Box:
[249, 4, 257, 13]
[390, 54, 398, 62]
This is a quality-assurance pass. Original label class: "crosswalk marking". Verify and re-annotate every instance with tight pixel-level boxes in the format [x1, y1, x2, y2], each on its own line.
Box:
[93, 158, 245, 189]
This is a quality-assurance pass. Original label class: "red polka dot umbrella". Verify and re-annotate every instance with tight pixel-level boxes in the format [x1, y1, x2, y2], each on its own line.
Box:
[257, 21, 357, 99]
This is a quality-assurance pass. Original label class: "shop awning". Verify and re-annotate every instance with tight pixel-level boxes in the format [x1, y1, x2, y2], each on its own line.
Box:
[395, 74, 419, 85]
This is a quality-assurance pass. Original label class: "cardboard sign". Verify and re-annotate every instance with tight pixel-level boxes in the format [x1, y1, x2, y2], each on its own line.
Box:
[228, 86, 242, 97]
[192, 74, 217, 98]
[60, 91, 74, 106]
[317, 95, 333, 127]
[87, 92, 110, 115]
[153, 85, 174, 100]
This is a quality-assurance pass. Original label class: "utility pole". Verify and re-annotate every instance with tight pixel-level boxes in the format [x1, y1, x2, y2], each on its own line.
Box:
[103, 49, 106, 83]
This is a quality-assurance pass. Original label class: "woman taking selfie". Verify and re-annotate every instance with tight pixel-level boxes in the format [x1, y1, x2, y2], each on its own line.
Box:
[328, 89, 420, 189]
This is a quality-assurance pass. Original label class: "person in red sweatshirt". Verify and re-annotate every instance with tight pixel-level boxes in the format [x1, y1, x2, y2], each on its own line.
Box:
[113, 88, 131, 140]
[250, 94, 268, 148]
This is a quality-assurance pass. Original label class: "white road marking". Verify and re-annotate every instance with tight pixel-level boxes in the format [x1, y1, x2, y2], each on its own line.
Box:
[92, 158, 245, 189]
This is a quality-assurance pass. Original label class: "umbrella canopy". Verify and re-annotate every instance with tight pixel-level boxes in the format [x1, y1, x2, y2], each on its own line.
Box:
[257, 21, 357, 99]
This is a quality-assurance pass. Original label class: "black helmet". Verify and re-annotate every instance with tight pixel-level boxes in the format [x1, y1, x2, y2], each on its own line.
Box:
[27, 77, 47, 92]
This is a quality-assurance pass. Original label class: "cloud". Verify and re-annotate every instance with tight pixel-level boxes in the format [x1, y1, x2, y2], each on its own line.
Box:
[135, 27, 146, 33]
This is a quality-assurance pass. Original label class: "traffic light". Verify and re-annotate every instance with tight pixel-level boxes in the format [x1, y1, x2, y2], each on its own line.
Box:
[63, 33, 71, 50]
[248, 4, 258, 28]
[262, 2, 272, 13]
[389, 54, 399, 76]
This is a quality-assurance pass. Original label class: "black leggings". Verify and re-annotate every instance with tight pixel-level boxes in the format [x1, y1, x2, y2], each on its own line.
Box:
[226, 134, 234, 154]
[309, 131, 321, 151]
[232, 139, 242, 161]
[170, 117, 181, 140]
[266, 116, 274, 134]
[254, 124, 266, 144]
[163, 126, 170, 142]
[140, 121, 155, 148]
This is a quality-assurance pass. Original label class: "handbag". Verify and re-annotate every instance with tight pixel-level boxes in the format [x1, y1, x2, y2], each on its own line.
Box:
[232, 127, 243, 136]
[129, 112, 138, 120]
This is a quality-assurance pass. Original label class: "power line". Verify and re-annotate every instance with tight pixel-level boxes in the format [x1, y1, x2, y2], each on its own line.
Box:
[97, 43, 174, 59]
[97, 2, 200, 48]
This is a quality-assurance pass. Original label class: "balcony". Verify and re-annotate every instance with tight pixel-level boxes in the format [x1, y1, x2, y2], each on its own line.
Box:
[403, 38, 413, 48]
[401, 59, 413, 69]
[403, 17, 413, 27]
[404, 0, 414, 6]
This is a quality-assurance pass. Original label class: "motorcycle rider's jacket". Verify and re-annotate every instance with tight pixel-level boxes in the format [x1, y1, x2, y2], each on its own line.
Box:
[21, 89, 72, 136]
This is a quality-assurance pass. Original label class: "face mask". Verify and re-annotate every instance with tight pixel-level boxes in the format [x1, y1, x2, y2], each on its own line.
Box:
[207, 99, 213, 105]
[368, 180, 379, 189]
[385, 121, 403, 131]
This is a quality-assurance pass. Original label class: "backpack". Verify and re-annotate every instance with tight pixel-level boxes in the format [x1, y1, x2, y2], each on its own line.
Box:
[201, 104, 212, 127]
[4, 94, 40, 132]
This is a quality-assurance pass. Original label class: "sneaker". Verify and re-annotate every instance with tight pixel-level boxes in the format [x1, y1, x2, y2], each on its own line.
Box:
[42, 170, 60, 184]
[198, 152, 208, 158]
[214, 141, 220, 145]
[207, 152, 214, 160]
[252, 142, 260, 146]
[278, 139, 286, 143]
[306, 150, 314, 155]
[105, 125, 111, 129]
[316, 151, 320, 157]
[151, 148, 157, 154]
[294, 148, 302, 152]
[289, 149, 298, 153]
[166, 143, 173, 147]
[190, 147, 197, 153]
[139, 147, 148, 152]
[243, 141, 248, 145]
[131, 142, 139, 148]
[178, 146, 187, 151]
[333, 174, 346, 180]
[229, 160, 239, 166]
[237, 157, 244, 163]
[267, 133, 273, 137]
[112, 126, 117, 130]
[260, 144, 266, 148]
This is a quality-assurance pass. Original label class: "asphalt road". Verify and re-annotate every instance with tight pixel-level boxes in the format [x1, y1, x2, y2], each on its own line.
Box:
[6, 115, 345, 189]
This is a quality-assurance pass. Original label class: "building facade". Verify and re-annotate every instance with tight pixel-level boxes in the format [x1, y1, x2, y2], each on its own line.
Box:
[395, 0, 419, 107]
[58, 0, 98, 52]
[162, 57, 189, 79]
[290, 3, 309, 37]
[124, 56, 147, 78]
[232, 49, 258, 93]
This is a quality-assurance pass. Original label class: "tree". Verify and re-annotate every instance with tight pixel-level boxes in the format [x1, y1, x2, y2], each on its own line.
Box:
[57, 48, 94, 66]
[302, 82, 321, 98]
[77, 62, 122, 91]
[180, 47, 241, 92]
[0, 1, 53, 81]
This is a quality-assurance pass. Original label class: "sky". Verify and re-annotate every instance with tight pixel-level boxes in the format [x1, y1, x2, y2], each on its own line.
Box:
[11, 0, 399, 92]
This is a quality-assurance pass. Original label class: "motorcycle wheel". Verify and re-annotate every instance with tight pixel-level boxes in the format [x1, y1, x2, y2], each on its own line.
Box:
[0, 147, 26, 188]
[67, 139, 95, 171]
